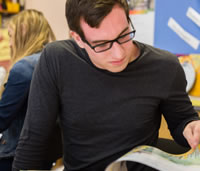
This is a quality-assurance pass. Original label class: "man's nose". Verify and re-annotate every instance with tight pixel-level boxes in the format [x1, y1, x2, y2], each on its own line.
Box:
[111, 41, 125, 59]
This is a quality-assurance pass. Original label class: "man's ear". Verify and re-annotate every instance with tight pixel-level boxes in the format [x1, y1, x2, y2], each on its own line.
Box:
[70, 31, 84, 48]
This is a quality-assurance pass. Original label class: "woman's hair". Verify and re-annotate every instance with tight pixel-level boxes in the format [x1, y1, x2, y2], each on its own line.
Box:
[8, 9, 56, 64]
[65, 0, 129, 40]
[0, 9, 56, 97]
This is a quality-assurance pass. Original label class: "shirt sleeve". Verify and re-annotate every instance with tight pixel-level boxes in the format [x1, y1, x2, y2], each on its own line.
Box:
[12, 48, 61, 170]
[160, 62, 200, 147]
[0, 63, 30, 132]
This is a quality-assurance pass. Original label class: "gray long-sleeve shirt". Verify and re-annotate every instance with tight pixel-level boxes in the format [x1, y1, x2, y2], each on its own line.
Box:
[13, 40, 199, 171]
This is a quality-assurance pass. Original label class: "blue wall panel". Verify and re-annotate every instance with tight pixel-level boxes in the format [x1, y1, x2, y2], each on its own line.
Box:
[154, 0, 200, 54]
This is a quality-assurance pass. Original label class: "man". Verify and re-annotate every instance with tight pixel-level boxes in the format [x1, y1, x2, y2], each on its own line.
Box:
[13, 0, 200, 171]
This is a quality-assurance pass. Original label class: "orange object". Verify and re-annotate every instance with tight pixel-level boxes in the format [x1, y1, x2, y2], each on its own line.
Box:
[6, 1, 20, 13]
[189, 55, 200, 97]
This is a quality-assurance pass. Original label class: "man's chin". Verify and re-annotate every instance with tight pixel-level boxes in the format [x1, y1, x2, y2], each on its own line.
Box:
[107, 64, 127, 73]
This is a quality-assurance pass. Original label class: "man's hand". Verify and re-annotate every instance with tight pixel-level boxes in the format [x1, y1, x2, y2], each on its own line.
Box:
[183, 120, 200, 149]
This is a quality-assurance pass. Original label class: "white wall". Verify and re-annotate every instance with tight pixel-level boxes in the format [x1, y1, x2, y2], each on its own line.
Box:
[130, 11, 155, 45]
[25, 0, 70, 40]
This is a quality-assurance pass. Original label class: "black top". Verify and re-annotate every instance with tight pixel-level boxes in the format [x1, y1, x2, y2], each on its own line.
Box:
[13, 40, 199, 171]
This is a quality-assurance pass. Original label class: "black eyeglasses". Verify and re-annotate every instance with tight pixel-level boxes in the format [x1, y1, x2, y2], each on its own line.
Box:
[82, 19, 136, 53]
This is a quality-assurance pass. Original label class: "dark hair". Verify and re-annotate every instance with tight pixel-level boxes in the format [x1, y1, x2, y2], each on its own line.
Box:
[65, 0, 129, 39]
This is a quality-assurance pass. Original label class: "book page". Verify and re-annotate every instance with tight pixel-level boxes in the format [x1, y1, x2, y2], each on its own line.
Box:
[105, 145, 200, 171]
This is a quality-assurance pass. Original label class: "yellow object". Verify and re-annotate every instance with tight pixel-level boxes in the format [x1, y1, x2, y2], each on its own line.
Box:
[188, 55, 200, 96]
[0, 28, 11, 60]
[189, 95, 200, 107]
[178, 55, 196, 92]
[178, 54, 200, 97]
[6, 1, 20, 13]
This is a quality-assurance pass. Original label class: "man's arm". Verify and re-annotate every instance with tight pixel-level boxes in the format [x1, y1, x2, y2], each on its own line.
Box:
[183, 120, 200, 149]
[160, 62, 200, 147]
[12, 47, 60, 170]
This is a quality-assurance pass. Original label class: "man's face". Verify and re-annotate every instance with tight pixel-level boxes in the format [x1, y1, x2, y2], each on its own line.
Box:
[73, 5, 137, 73]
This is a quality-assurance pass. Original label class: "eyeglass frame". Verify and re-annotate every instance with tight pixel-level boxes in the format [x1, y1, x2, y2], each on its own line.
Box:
[81, 17, 136, 53]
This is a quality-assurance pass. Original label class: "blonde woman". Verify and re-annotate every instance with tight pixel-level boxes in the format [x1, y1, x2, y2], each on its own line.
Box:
[0, 9, 55, 171]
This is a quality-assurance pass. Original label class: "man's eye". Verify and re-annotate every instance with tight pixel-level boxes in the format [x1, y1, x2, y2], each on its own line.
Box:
[119, 34, 129, 40]
[97, 43, 109, 48]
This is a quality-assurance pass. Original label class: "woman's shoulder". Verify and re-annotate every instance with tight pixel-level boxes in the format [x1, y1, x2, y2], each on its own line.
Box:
[10, 53, 40, 79]
[13, 53, 40, 70]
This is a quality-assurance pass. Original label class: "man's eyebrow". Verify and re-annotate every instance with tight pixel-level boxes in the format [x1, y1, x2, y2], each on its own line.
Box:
[91, 26, 129, 44]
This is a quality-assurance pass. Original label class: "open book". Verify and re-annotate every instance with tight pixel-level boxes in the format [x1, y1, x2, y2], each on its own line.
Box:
[105, 144, 200, 171]
[21, 145, 200, 171]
